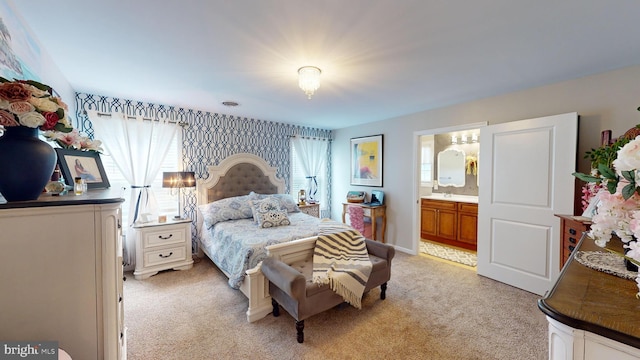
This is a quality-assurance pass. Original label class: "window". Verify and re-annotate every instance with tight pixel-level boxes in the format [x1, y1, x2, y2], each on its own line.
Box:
[420, 135, 434, 187]
[100, 133, 180, 224]
[290, 147, 307, 199]
[290, 137, 329, 209]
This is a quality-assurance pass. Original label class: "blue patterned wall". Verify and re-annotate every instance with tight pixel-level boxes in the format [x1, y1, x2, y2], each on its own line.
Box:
[75, 92, 333, 247]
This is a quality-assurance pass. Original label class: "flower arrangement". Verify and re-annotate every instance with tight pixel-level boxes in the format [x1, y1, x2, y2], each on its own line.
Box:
[573, 123, 640, 298]
[0, 77, 101, 152]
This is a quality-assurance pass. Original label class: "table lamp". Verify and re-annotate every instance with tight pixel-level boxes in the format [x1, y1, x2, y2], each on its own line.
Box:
[162, 171, 196, 219]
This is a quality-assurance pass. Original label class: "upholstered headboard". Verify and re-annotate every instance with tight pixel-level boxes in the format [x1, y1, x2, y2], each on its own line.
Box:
[196, 153, 286, 205]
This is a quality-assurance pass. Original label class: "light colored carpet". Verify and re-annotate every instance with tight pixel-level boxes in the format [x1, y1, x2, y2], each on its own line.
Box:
[420, 241, 478, 267]
[124, 252, 547, 360]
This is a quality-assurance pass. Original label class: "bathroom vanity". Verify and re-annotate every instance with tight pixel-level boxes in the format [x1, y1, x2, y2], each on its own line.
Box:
[420, 194, 478, 251]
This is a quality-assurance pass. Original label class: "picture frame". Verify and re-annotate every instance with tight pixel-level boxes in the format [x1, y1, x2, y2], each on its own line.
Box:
[350, 134, 383, 187]
[55, 148, 110, 189]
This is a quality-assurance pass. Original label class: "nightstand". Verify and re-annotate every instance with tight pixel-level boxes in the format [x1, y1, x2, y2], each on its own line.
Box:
[133, 218, 193, 280]
[299, 203, 320, 217]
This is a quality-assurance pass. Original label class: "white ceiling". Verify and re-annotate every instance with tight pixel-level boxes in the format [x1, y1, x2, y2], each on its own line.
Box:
[13, 1, 640, 130]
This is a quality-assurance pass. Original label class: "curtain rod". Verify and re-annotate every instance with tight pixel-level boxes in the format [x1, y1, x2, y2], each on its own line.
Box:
[290, 135, 332, 141]
[85, 110, 188, 127]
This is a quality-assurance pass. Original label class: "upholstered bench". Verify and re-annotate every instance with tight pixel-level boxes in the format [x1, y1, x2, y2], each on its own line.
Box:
[261, 239, 395, 343]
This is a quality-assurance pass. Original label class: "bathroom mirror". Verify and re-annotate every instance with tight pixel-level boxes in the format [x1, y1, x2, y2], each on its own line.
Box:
[437, 148, 466, 187]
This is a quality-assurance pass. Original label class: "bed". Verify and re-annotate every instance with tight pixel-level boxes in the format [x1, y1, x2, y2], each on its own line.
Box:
[196, 153, 347, 322]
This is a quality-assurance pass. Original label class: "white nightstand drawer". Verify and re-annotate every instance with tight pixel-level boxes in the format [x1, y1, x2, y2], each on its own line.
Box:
[143, 226, 186, 248]
[144, 246, 187, 267]
[134, 218, 193, 280]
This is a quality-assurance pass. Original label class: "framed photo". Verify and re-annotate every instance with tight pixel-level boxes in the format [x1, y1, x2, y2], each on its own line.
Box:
[55, 148, 110, 189]
[350, 134, 383, 187]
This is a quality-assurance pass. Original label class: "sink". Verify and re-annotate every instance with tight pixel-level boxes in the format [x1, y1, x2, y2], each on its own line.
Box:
[422, 193, 478, 203]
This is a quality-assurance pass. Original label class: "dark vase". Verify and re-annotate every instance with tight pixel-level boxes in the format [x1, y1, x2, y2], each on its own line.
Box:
[0, 126, 57, 202]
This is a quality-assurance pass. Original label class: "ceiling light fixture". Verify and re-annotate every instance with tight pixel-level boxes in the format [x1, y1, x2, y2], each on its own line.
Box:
[298, 66, 321, 99]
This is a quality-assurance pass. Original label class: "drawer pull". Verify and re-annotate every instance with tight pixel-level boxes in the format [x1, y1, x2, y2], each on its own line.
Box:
[569, 229, 576, 235]
[119, 295, 123, 303]
[568, 245, 575, 252]
[159, 252, 174, 258]
[569, 237, 576, 244]
[158, 234, 173, 240]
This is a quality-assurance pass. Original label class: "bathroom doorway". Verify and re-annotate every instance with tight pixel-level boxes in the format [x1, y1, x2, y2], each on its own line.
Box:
[414, 122, 485, 268]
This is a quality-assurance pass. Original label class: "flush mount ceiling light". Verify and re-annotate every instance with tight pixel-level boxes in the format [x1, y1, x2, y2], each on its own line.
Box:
[298, 66, 321, 99]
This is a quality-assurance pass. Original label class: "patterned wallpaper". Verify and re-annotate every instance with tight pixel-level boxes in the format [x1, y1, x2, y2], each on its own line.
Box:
[74, 92, 333, 245]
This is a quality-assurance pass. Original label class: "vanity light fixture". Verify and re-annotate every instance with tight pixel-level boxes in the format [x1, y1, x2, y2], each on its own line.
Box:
[451, 135, 458, 145]
[460, 134, 467, 144]
[298, 66, 321, 99]
[471, 133, 478, 143]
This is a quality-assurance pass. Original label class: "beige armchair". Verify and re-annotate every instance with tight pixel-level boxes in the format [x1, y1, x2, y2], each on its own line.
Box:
[261, 239, 395, 343]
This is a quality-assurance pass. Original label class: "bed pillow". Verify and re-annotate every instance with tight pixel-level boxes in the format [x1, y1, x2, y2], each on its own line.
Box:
[249, 192, 300, 213]
[249, 197, 291, 228]
[199, 194, 257, 229]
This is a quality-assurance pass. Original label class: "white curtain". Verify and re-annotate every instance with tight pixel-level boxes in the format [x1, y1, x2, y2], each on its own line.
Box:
[292, 136, 329, 210]
[88, 110, 180, 266]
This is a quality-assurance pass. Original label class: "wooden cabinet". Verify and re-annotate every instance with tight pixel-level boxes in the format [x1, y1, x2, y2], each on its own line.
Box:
[134, 218, 193, 280]
[457, 202, 478, 246]
[0, 192, 126, 360]
[555, 214, 591, 270]
[421, 198, 477, 251]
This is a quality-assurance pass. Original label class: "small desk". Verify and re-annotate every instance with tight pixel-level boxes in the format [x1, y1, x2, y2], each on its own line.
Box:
[342, 203, 387, 243]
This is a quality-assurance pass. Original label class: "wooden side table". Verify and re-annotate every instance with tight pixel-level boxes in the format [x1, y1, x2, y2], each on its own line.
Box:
[298, 203, 320, 217]
[555, 214, 591, 270]
[133, 218, 193, 280]
[342, 203, 387, 243]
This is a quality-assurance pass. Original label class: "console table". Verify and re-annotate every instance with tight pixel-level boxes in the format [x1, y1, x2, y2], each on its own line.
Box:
[538, 234, 640, 359]
[341, 203, 387, 243]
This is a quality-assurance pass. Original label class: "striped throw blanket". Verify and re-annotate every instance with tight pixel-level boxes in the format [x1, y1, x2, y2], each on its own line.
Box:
[312, 229, 372, 309]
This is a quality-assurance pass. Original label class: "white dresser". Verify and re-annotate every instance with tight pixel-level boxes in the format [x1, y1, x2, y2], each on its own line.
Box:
[0, 190, 126, 360]
[133, 218, 193, 280]
[539, 235, 640, 360]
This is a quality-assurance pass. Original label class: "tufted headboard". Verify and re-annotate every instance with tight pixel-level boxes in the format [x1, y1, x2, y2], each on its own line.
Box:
[196, 153, 286, 205]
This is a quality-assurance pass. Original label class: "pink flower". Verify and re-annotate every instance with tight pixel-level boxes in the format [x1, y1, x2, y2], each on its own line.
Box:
[0, 109, 18, 127]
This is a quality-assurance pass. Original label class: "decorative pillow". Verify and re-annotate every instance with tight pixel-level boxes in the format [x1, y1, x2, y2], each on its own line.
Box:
[250, 197, 291, 228]
[199, 194, 257, 229]
[249, 192, 300, 213]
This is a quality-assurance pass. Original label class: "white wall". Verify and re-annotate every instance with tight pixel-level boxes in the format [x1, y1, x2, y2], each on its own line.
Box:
[331, 64, 640, 253]
[5, 0, 75, 113]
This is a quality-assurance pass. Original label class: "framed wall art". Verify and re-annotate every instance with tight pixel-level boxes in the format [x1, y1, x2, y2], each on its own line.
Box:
[55, 148, 110, 189]
[350, 134, 383, 187]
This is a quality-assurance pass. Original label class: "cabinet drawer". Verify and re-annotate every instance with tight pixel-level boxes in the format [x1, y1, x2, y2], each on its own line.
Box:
[421, 199, 457, 210]
[143, 226, 186, 248]
[144, 246, 187, 267]
[458, 202, 478, 213]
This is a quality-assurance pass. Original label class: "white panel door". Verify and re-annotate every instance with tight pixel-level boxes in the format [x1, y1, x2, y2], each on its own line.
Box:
[477, 113, 577, 295]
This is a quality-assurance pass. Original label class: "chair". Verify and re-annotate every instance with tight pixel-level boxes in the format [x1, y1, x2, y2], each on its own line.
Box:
[261, 239, 395, 343]
[347, 205, 372, 238]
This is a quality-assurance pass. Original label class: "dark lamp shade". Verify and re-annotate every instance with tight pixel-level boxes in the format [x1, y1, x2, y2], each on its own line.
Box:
[162, 171, 196, 188]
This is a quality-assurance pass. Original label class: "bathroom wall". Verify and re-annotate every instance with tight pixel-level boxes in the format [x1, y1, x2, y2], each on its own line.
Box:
[432, 132, 479, 196]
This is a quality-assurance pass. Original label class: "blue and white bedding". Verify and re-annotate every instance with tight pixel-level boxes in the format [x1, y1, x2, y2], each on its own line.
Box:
[200, 212, 334, 289]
